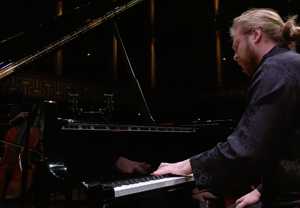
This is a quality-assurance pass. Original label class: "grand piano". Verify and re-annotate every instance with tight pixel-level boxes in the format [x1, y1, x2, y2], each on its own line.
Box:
[0, 0, 238, 207]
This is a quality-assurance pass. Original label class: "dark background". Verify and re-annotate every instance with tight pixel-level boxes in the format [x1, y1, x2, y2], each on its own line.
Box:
[0, 1, 299, 202]
[0, 0, 300, 124]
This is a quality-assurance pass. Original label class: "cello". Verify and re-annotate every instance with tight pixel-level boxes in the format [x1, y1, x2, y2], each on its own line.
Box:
[0, 107, 44, 199]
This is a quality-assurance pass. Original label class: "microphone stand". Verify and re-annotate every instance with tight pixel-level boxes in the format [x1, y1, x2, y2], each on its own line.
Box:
[112, 21, 156, 125]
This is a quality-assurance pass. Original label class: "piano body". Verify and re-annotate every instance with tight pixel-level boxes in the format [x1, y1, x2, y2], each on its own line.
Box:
[0, 0, 239, 207]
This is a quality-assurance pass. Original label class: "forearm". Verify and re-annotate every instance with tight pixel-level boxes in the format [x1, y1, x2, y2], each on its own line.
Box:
[189, 140, 259, 191]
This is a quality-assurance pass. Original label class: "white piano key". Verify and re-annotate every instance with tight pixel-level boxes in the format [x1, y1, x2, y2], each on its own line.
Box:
[113, 175, 194, 198]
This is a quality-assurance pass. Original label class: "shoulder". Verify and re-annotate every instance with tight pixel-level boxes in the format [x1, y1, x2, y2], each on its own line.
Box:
[249, 52, 300, 101]
[260, 50, 300, 81]
[265, 50, 300, 72]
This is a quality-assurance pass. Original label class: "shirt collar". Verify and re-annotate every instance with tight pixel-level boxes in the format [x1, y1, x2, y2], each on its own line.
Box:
[251, 46, 289, 80]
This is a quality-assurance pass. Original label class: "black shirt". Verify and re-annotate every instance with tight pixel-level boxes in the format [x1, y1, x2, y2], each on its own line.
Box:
[190, 46, 300, 207]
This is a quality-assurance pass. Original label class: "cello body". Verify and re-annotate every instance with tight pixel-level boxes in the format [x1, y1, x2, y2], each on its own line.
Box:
[0, 117, 42, 199]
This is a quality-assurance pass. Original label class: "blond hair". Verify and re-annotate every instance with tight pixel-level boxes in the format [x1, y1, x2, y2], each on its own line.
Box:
[230, 8, 300, 47]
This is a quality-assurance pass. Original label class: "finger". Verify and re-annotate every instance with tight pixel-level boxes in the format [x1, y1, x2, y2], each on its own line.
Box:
[235, 196, 245, 204]
[192, 192, 217, 202]
[192, 188, 209, 195]
[152, 167, 170, 175]
[138, 163, 152, 173]
[158, 162, 168, 168]
[152, 169, 165, 175]
[192, 193, 205, 202]
[142, 163, 152, 172]
[141, 162, 151, 168]
[204, 192, 217, 199]
[236, 201, 247, 208]
[135, 166, 147, 174]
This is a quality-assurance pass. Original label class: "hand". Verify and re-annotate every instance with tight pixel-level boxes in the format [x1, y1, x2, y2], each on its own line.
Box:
[152, 159, 192, 176]
[192, 187, 217, 202]
[235, 189, 261, 208]
[115, 156, 151, 174]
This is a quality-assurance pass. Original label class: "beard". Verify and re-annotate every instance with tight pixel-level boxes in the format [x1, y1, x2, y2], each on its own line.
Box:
[239, 38, 258, 77]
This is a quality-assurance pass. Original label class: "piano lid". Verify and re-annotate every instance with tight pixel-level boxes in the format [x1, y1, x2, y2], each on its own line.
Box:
[0, 0, 153, 126]
[0, 0, 121, 42]
[0, 0, 242, 125]
[0, 0, 144, 79]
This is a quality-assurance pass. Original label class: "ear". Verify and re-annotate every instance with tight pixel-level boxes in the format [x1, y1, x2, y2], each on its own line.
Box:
[251, 28, 262, 44]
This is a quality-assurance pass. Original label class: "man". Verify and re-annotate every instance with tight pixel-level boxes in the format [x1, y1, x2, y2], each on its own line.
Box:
[153, 8, 300, 208]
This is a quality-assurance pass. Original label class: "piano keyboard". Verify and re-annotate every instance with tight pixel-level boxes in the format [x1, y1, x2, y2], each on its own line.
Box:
[82, 174, 194, 199]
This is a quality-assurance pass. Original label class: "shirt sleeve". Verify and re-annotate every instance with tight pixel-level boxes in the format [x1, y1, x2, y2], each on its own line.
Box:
[256, 184, 263, 193]
[190, 62, 297, 193]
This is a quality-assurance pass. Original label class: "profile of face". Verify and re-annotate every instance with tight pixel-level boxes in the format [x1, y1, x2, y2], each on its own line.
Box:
[232, 27, 258, 77]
